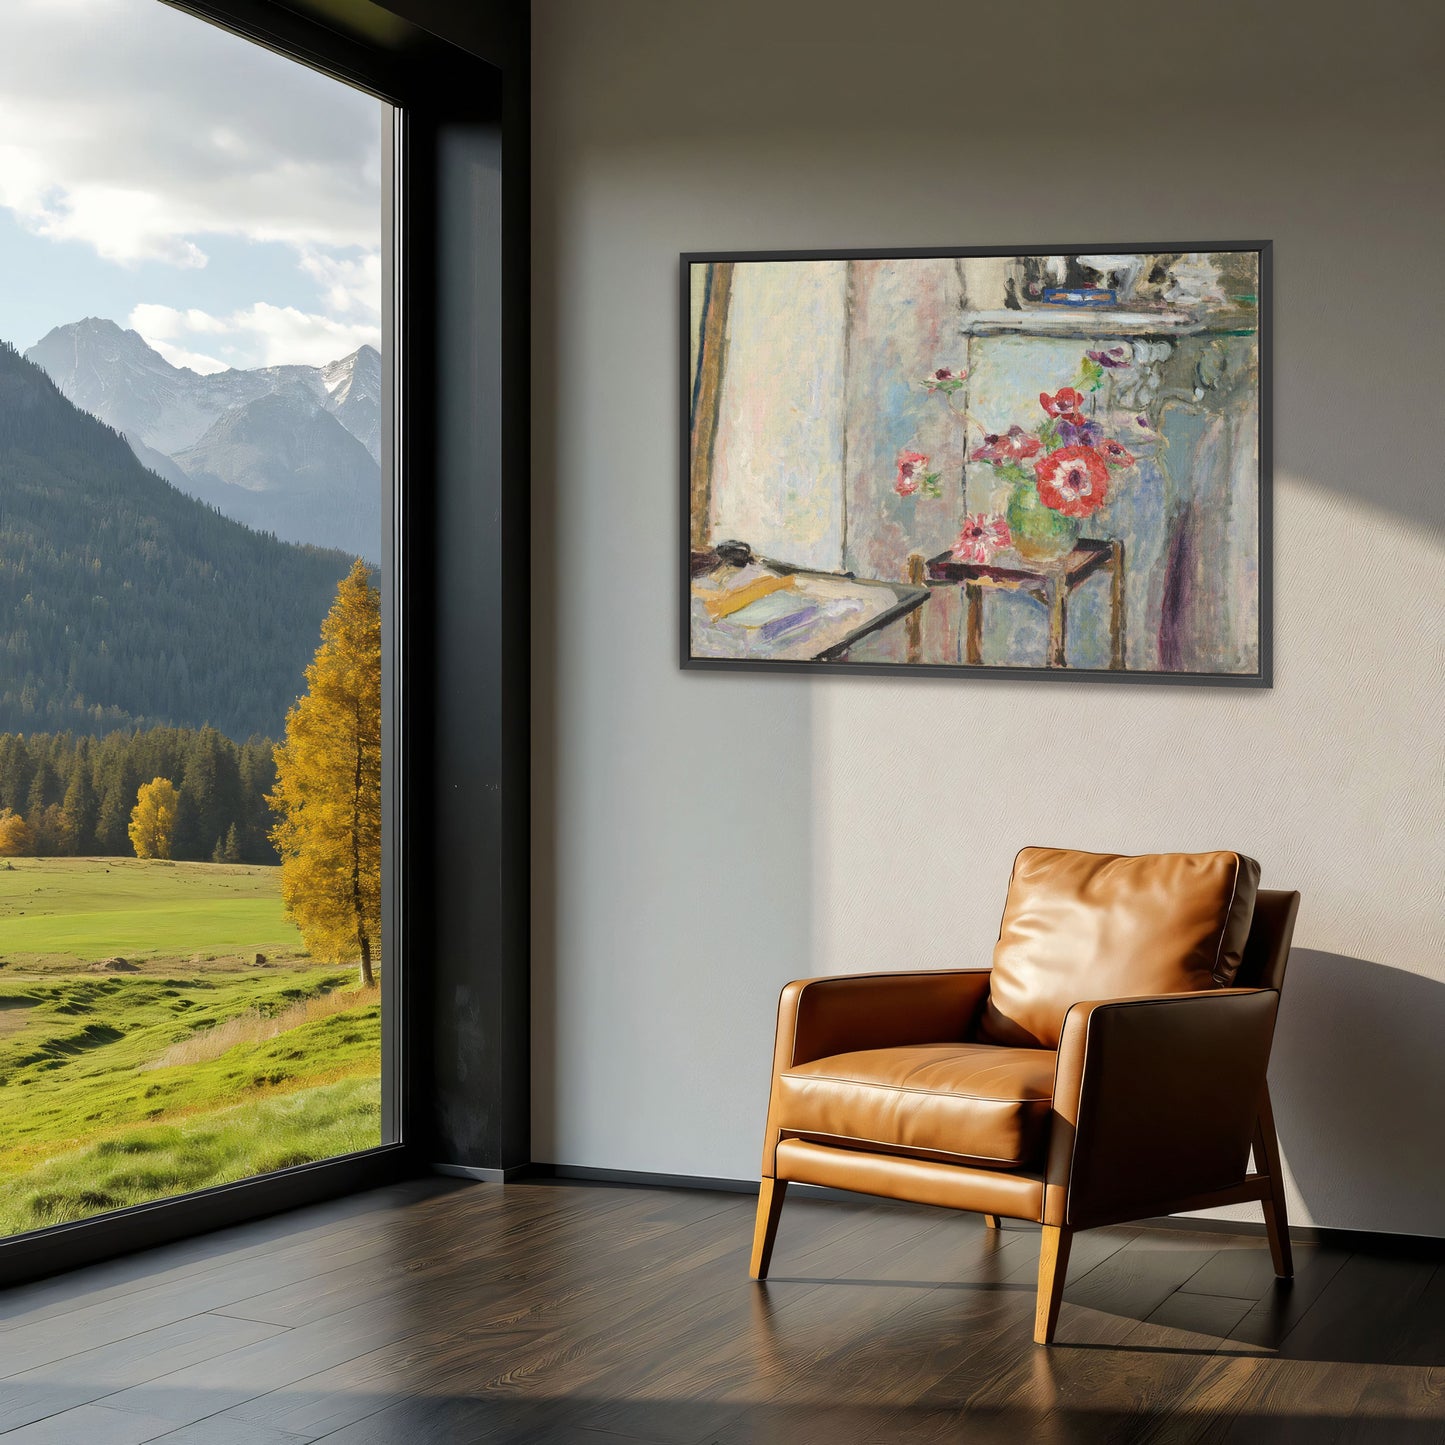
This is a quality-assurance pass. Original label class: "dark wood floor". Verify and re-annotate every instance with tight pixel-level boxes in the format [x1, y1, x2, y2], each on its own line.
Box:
[1, 1178, 1441, 1444]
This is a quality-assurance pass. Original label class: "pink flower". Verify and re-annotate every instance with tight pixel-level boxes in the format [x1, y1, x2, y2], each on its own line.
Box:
[1034, 446, 1110, 518]
[894, 450, 928, 496]
[1086, 347, 1130, 369]
[922, 365, 968, 394]
[1040, 387, 1087, 423]
[1100, 439, 1135, 467]
[972, 425, 1041, 465]
[951, 513, 1011, 563]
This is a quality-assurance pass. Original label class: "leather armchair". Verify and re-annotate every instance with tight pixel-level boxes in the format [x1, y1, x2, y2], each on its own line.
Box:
[750, 848, 1300, 1345]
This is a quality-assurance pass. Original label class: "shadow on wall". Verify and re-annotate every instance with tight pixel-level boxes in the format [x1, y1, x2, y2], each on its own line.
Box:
[541, 0, 1445, 537]
[1272, 950, 1445, 1239]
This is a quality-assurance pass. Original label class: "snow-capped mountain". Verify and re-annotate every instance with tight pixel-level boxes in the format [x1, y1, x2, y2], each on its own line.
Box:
[174, 385, 381, 561]
[26, 319, 382, 560]
[322, 345, 382, 462]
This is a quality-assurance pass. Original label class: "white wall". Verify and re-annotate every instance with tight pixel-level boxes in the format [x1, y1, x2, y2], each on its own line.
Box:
[532, 0, 1445, 1235]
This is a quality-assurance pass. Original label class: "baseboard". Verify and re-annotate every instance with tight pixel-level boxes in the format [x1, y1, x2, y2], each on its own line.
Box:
[519, 1162, 756, 1193]
[513, 1162, 1445, 1255]
[1141, 1211, 1445, 1256]
[431, 1162, 532, 1183]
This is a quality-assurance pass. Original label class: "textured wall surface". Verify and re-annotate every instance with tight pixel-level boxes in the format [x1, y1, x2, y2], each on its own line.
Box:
[532, 0, 1445, 1234]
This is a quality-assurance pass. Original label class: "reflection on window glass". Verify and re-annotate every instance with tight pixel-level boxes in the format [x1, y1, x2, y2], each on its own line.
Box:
[0, 0, 389, 1236]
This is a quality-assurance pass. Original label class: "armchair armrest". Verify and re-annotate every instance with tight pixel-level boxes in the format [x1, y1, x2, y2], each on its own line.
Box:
[761, 970, 991, 1177]
[1044, 988, 1279, 1227]
[772, 970, 992, 1073]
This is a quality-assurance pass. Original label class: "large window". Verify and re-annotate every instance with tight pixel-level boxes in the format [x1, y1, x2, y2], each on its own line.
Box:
[0, 0, 395, 1236]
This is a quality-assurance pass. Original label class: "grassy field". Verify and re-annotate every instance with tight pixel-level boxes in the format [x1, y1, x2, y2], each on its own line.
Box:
[0, 856, 307, 965]
[0, 858, 381, 1234]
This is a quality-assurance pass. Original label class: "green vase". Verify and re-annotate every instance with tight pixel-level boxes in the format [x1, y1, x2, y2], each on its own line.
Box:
[1006, 482, 1080, 562]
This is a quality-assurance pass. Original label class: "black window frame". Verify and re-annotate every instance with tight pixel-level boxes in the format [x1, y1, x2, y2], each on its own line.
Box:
[0, 0, 530, 1287]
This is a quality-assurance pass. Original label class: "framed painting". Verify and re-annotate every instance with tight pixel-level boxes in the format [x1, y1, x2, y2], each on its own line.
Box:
[681, 243, 1271, 685]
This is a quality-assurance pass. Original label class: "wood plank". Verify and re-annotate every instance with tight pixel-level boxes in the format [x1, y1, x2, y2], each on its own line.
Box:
[0, 1179, 1440, 1445]
[1271, 1252, 1432, 1363]
[699, 1223, 1052, 1444]
[213, 1186, 776, 1440]
[0, 1232, 395, 1378]
[1177, 1237, 1320, 1303]
[303, 1195, 953, 1445]
[1224, 1240, 1351, 1354]
[148, 1418, 316, 1444]
[1148, 1254, 1445, 1445]
[211, 1181, 655, 1329]
[0, 1313, 287, 1434]
[937, 1228, 1236, 1444]
[0, 1404, 182, 1445]
[1141, 1290, 1255, 1340]
[0, 1181, 452, 1332]
[97, 1300, 419, 1427]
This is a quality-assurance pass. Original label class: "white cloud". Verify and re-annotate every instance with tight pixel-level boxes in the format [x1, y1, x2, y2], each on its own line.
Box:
[131, 305, 230, 338]
[130, 301, 380, 372]
[0, 0, 383, 267]
[0, 0, 386, 369]
[297, 249, 383, 319]
[128, 303, 231, 372]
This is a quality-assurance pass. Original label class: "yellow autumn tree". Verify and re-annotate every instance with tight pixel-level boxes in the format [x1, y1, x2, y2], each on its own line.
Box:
[128, 778, 179, 859]
[0, 807, 31, 857]
[268, 560, 382, 987]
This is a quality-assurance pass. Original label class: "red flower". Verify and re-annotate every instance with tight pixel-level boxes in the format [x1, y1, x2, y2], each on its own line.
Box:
[951, 513, 1011, 564]
[1100, 439, 1135, 468]
[1034, 446, 1110, 517]
[1040, 387, 1087, 422]
[972, 425, 1041, 465]
[895, 450, 933, 497]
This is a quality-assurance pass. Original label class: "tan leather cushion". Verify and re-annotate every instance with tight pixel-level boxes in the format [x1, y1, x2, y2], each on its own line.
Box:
[774, 1043, 1056, 1170]
[977, 847, 1261, 1050]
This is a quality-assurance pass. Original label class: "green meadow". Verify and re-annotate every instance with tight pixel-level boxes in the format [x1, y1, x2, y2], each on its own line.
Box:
[0, 857, 305, 965]
[0, 858, 381, 1235]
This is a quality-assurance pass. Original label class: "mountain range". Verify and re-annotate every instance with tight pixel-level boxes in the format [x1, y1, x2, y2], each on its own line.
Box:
[26, 319, 381, 561]
[0, 341, 355, 739]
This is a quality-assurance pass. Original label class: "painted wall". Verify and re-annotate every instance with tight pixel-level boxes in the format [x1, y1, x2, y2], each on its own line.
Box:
[532, 0, 1445, 1235]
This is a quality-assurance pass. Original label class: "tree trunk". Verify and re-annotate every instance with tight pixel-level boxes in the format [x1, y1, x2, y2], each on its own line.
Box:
[351, 708, 374, 988]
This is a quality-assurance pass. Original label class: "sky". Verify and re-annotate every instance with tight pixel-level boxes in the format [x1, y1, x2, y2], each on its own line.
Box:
[0, 0, 385, 372]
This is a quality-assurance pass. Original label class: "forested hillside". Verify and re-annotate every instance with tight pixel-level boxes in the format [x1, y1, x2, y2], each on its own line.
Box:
[0, 342, 355, 738]
[0, 726, 277, 863]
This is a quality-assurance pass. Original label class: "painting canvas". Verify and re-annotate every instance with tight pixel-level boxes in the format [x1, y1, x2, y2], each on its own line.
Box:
[682, 245, 1269, 684]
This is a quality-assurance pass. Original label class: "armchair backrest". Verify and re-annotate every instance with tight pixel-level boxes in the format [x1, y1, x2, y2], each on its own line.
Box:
[1233, 889, 1300, 994]
[976, 846, 1263, 1050]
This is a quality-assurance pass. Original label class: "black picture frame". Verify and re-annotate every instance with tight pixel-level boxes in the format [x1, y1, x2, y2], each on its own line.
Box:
[680, 241, 1272, 688]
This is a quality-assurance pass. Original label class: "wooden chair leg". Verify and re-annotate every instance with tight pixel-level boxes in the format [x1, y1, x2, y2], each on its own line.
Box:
[982, 1213, 1001, 1230]
[750, 1177, 788, 1280]
[1254, 1084, 1293, 1279]
[1034, 1225, 1072, 1345]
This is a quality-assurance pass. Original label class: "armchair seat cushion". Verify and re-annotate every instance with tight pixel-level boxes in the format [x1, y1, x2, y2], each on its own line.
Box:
[775, 1042, 1055, 1170]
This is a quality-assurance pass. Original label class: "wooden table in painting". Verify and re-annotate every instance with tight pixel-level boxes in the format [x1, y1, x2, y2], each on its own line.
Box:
[690, 547, 929, 663]
[925, 539, 1125, 670]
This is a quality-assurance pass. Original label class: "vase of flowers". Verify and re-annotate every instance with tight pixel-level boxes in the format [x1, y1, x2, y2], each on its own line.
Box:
[1005, 474, 1080, 561]
[896, 351, 1140, 572]
[969, 350, 1137, 563]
